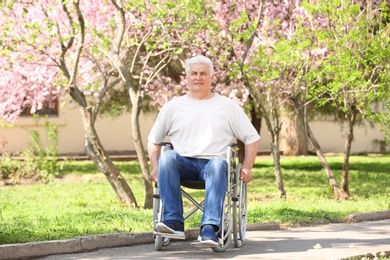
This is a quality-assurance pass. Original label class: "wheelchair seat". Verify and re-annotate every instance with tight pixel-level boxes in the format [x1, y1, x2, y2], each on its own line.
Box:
[180, 180, 205, 189]
[153, 142, 248, 252]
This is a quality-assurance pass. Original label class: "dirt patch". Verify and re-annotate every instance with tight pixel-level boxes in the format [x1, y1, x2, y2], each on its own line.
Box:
[0, 175, 40, 187]
[56, 174, 103, 184]
[0, 174, 104, 187]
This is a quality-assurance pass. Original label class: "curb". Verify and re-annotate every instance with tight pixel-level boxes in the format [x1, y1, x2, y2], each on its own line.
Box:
[0, 223, 280, 260]
[347, 210, 390, 222]
[0, 232, 153, 260]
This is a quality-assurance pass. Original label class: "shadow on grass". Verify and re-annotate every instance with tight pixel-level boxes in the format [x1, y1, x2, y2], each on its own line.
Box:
[280, 209, 343, 224]
[58, 161, 142, 176]
[255, 155, 390, 174]
[58, 161, 99, 175]
[284, 161, 390, 174]
[250, 206, 344, 224]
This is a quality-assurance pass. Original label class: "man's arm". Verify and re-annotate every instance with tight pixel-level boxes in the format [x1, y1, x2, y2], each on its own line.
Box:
[147, 141, 161, 182]
[240, 140, 259, 184]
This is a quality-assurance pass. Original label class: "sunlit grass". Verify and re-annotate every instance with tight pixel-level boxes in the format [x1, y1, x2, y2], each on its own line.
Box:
[247, 155, 390, 225]
[0, 155, 389, 244]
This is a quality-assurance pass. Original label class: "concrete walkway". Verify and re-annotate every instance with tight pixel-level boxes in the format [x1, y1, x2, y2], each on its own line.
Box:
[35, 220, 390, 260]
[1, 211, 390, 260]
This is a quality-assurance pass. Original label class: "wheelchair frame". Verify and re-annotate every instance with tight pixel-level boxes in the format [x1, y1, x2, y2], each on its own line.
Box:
[152, 142, 248, 252]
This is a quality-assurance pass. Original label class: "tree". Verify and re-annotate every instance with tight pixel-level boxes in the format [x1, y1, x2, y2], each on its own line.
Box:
[302, 0, 390, 196]
[152, 0, 304, 198]
[148, 0, 389, 200]
[256, 2, 349, 199]
[243, 0, 389, 199]
[3, 0, 388, 204]
[138, 0, 290, 197]
[203, 0, 389, 199]
[0, 0, 140, 207]
[0, 0, 202, 208]
[209, 0, 304, 198]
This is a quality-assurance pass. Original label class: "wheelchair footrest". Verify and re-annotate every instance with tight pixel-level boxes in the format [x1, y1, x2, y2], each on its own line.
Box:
[191, 236, 221, 248]
[191, 241, 221, 248]
[153, 231, 186, 240]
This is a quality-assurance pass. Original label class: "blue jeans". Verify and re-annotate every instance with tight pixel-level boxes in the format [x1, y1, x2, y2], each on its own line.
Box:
[158, 150, 228, 229]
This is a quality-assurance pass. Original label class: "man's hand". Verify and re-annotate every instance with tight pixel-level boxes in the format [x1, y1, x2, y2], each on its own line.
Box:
[240, 140, 258, 184]
[240, 167, 253, 184]
[147, 142, 161, 183]
[150, 167, 158, 183]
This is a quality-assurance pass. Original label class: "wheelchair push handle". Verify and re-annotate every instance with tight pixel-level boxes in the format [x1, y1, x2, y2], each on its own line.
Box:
[229, 143, 239, 152]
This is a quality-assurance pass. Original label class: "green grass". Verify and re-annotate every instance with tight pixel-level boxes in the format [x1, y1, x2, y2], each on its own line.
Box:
[0, 155, 389, 245]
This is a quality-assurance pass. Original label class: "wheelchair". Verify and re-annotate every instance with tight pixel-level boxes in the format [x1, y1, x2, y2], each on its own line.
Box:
[152, 142, 248, 252]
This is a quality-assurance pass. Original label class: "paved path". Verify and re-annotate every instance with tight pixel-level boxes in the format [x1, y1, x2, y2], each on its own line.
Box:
[34, 220, 390, 260]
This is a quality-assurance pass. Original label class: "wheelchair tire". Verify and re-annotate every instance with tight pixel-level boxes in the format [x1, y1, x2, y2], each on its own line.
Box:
[154, 236, 163, 251]
[154, 235, 169, 251]
[153, 187, 169, 250]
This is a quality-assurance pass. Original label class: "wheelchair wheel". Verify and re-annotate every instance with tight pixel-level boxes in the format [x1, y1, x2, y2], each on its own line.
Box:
[212, 172, 234, 253]
[154, 235, 170, 251]
[211, 227, 233, 252]
[238, 180, 247, 242]
[154, 236, 163, 251]
[153, 187, 169, 250]
[232, 164, 246, 248]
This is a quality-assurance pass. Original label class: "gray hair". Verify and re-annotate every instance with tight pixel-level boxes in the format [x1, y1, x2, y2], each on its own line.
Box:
[185, 55, 214, 75]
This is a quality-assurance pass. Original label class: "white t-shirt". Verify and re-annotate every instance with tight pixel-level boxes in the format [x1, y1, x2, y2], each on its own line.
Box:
[148, 94, 260, 159]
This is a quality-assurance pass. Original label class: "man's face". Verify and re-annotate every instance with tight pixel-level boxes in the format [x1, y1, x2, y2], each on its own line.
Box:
[186, 63, 214, 92]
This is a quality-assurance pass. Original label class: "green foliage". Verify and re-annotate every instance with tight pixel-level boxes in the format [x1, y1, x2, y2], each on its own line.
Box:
[365, 106, 390, 143]
[0, 153, 20, 183]
[247, 0, 390, 132]
[22, 120, 59, 182]
[305, 0, 390, 108]
[1, 156, 389, 244]
[0, 119, 60, 184]
[93, 0, 216, 118]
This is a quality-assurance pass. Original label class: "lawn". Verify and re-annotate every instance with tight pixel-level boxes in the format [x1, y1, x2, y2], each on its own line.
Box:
[0, 155, 389, 245]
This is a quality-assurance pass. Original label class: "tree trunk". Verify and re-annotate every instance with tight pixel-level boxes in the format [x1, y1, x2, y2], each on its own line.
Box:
[130, 96, 153, 209]
[62, 3, 138, 208]
[242, 80, 286, 198]
[341, 108, 357, 196]
[270, 140, 286, 198]
[82, 106, 138, 207]
[289, 94, 347, 199]
[279, 92, 308, 156]
[306, 121, 348, 199]
[267, 104, 287, 198]
[258, 102, 286, 198]
[279, 107, 308, 156]
[110, 40, 153, 208]
[238, 102, 262, 163]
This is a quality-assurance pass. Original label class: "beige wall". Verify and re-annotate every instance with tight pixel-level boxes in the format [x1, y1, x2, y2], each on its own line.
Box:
[308, 120, 386, 153]
[257, 120, 386, 154]
[0, 98, 156, 155]
[0, 98, 387, 155]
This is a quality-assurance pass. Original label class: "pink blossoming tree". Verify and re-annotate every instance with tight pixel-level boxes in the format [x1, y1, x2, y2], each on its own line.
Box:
[0, 0, 210, 208]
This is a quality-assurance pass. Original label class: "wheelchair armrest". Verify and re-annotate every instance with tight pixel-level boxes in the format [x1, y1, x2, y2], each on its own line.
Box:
[159, 142, 174, 149]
